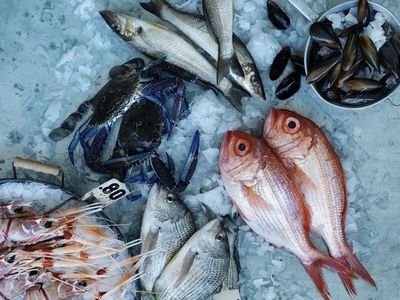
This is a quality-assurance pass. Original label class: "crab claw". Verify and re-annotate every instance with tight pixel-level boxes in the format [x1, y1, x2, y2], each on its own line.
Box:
[169, 80, 187, 139]
[165, 152, 175, 175]
[150, 155, 177, 191]
[68, 119, 93, 165]
[49, 100, 92, 142]
[176, 130, 200, 192]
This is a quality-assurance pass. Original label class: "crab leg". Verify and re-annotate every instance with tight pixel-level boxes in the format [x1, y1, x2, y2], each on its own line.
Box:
[49, 99, 93, 142]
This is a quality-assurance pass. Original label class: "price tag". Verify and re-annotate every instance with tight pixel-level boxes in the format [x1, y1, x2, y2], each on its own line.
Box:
[81, 179, 131, 205]
[213, 289, 241, 300]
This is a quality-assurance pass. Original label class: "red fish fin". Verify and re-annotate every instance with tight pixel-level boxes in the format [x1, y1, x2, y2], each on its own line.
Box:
[303, 262, 331, 300]
[339, 250, 376, 287]
[244, 186, 273, 211]
[304, 253, 351, 300]
[335, 257, 357, 296]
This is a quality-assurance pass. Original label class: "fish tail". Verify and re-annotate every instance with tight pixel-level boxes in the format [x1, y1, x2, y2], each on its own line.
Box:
[217, 51, 244, 84]
[339, 249, 376, 288]
[223, 84, 244, 112]
[335, 256, 357, 297]
[303, 253, 350, 300]
[140, 0, 169, 17]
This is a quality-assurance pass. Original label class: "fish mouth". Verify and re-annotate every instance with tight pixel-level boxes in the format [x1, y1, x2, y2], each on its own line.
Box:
[263, 108, 277, 139]
[100, 10, 124, 35]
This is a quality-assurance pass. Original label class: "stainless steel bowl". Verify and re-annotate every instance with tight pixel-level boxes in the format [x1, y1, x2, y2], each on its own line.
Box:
[290, 0, 400, 109]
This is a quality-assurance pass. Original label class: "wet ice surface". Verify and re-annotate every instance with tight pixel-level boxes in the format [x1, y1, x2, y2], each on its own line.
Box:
[0, 0, 399, 299]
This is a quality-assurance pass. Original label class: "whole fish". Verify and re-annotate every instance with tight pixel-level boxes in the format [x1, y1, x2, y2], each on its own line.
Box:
[154, 219, 229, 300]
[140, 0, 265, 99]
[202, 0, 244, 84]
[263, 109, 376, 295]
[100, 11, 247, 110]
[139, 183, 196, 292]
[219, 130, 349, 300]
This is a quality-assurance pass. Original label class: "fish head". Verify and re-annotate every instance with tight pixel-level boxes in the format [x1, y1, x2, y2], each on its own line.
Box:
[245, 64, 266, 100]
[146, 183, 188, 224]
[263, 109, 314, 157]
[197, 219, 229, 259]
[100, 11, 142, 41]
[219, 130, 264, 183]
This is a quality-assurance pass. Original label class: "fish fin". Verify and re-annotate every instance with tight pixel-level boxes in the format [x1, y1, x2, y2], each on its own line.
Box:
[244, 186, 273, 212]
[175, 248, 196, 287]
[217, 51, 245, 84]
[304, 252, 352, 300]
[140, 0, 168, 18]
[335, 257, 358, 297]
[223, 85, 244, 112]
[141, 226, 159, 254]
[338, 250, 376, 287]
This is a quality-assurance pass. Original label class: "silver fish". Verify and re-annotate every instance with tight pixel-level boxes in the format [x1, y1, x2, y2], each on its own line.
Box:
[140, 0, 265, 99]
[202, 0, 244, 84]
[100, 11, 247, 110]
[154, 219, 230, 300]
[221, 230, 239, 290]
[139, 183, 195, 292]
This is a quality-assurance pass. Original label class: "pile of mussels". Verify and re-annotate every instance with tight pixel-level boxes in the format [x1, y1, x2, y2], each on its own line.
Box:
[306, 0, 400, 107]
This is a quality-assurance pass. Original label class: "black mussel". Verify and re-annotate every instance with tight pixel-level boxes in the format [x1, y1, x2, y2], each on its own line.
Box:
[309, 22, 341, 50]
[276, 71, 301, 100]
[267, 0, 290, 30]
[341, 90, 387, 105]
[344, 79, 383, 92]
[391, 34, 400, 56]
[291, 55, 305, 75]
[359, 35, 379, 71]
[379, 40, 400, 77]
[322, 62, 342, 90]
[338, 23, 362, 38]
[270, 47, 291, 80]
[337, 59, 364, 87]
[358, 0, 373, 25]
[342, 31, 358, 71]
[309, 43, 322, 70]
[325, 88, 345, 101]
[383, 23, 395, 39]
[306, 52, 342, 84]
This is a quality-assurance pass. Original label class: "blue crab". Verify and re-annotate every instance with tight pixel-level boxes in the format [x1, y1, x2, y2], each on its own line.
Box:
[49, 58, 200, 188]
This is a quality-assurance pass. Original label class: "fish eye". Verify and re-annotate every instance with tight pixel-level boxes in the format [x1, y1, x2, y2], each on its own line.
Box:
[29, 270, 39, 277]
[77, 280, 87, 287]
[215, 233, 225, 242]
[112, 24, 120, 32]
[43, 221, 53, 228]
[285, 117, 300, 133]
[166, 193, 176, 203]
[250, 75, 257, 84]
[288, 121, 296, 129]
[6, 255, 15, 264]
[234, 139, 251, 157]
[13, 207, 23, 214]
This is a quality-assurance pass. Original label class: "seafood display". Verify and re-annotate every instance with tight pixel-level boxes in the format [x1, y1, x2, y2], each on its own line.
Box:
[154, 219, 230, 300]
[4, 0, 392, 298]
[306, 0, 400, 107]
[0, 200, 142, 299]
[264, 109, 376, 295]
[219, 130, 350, 300]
